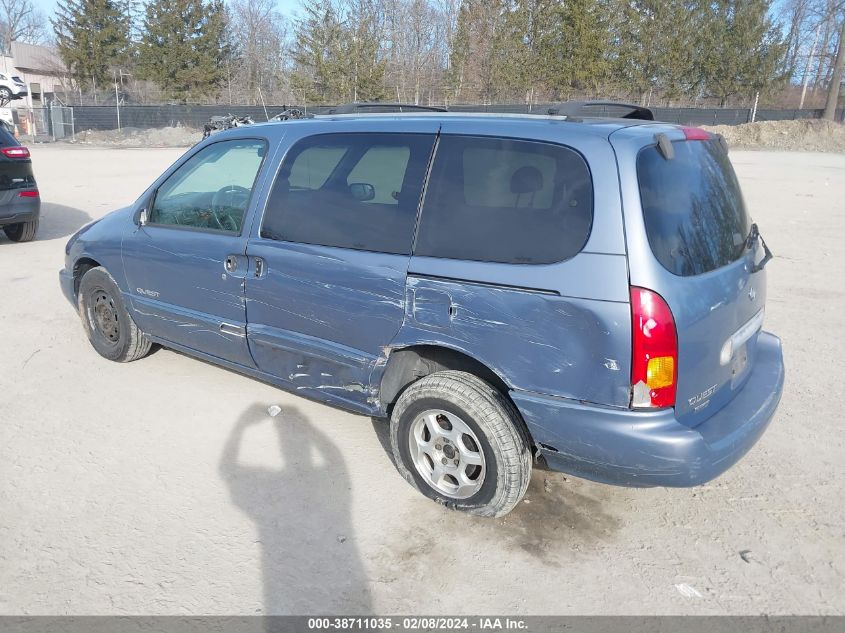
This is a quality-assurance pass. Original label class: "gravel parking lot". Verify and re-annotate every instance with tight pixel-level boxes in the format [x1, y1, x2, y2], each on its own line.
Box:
[1, 146, 843, 615]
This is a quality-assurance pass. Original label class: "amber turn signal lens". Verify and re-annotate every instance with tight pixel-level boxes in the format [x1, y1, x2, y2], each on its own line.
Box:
[646, 356, 675, 390]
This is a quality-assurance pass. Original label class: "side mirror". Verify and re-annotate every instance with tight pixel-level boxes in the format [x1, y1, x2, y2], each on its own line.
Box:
[349, 182, 375, 202]
[138, 208, 148, 226]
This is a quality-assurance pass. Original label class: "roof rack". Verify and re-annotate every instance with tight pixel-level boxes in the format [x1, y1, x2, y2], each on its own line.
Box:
[326, 102, 449, 115]
[545, 101, 655, 121]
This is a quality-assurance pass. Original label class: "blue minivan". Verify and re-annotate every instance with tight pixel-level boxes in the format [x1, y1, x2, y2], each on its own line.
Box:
[60, 111, 784, 517]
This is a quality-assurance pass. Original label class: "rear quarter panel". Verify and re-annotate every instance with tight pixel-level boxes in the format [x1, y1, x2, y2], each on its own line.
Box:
[394, 120, 633, 407]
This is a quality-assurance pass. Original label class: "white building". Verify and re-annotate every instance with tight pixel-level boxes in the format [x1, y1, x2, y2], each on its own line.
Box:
[1, 42, 70, 108]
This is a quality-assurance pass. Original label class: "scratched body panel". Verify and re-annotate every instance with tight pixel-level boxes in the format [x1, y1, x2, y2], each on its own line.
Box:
[122, 225, 255, 367]
[243, 241, 407, 409]
[392, 272, 632, 407]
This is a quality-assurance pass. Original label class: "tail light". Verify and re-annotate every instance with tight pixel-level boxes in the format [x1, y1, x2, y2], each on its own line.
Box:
[1, 146, 30, 159]
[631, 287, 678, 408]
[18, 190, 38, 197]
[680, 126, 711, 141]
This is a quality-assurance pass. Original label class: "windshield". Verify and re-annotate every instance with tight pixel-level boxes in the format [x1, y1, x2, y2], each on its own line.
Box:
[637, 139, 751, 276]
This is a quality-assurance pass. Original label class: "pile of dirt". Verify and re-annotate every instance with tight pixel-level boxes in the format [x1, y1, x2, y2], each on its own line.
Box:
[704, 118, 845, 153]
[66, 125, 201, 148]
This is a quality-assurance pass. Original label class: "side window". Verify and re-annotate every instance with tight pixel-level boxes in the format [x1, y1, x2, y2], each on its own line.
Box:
[288, 146, 346, 190]
[149, 139, 267, 233]
[346, 146, 411, 204]
[415, 136, 593, 264]
[261, 133, 435, 254]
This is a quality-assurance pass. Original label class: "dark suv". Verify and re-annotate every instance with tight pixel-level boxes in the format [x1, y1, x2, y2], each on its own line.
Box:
[60, 112, 784, 517]
[0, 127, 39, 242]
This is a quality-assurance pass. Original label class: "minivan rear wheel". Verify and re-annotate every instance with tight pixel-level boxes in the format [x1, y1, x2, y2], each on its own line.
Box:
[3, 219, 38, 242]
[78, 266, 152, 362]
[390, 371, 532, 517]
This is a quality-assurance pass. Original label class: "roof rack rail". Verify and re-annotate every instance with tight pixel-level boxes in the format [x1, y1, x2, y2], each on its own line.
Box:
[545, 101, 655, 121]
[326, 102, 448, 115]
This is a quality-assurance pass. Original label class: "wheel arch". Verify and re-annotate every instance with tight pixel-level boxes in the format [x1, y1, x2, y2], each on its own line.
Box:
[378, 344, 514, 411]
[72, 257, 102, 299]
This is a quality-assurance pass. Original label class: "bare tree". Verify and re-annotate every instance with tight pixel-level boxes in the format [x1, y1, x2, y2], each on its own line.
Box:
[0, 0, 47, 56]
[230, 0, 289, 105]
[823, 13, 845, 118]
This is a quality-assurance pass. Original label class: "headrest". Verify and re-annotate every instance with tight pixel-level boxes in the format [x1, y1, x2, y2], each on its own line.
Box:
[510, 166, 543, 195]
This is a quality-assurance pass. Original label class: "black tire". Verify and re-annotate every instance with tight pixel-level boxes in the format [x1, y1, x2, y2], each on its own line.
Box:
[390, 370, 532, 517]
[0, 87, 11, 101]
[78, 266, 152, 362]
[3, 219, 38, 242]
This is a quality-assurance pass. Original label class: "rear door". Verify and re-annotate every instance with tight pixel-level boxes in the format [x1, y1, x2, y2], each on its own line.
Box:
[614, 129, 767, 427]
[244, 129, 437, 409]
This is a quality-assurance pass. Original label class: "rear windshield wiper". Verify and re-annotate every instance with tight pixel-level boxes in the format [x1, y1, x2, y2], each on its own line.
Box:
[746, 223, 773, 273]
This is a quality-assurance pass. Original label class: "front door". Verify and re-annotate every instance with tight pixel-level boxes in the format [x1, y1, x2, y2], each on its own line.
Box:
[244, 131, 437, 409]
[124, 138, 269, 367]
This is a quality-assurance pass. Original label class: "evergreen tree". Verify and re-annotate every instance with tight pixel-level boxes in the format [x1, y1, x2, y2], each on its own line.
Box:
[540, 0, 613, 98]
[342, 0, 386, 102]
[291, 0, 347, 102]
[53, 0, 130, 90]
[490, 0, 554, 104]
[696, 0, 786, 105]
[291, 0, 386, 104]
[614, 0, 701, 105]
[136, 0, 233, 101]
[445, 0, 508, 102]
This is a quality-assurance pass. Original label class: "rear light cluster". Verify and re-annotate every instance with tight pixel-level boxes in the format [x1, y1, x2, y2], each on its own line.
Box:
[1, 146, 30, 159]
[680, 126, 711, 141]
[18, 190, 38, 197]
[630, 287, 678, 408]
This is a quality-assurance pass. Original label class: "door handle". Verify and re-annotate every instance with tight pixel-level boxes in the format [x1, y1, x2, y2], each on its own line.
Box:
[224, 255, 238, 273]
[254, 257, 265, 278]
[219, 322, 245, 337]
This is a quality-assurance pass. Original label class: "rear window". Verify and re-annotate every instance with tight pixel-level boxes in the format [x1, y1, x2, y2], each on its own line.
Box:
[0, 127, 19, 148]
[637, 140, 751, 276]
[415, 135, 593, 264]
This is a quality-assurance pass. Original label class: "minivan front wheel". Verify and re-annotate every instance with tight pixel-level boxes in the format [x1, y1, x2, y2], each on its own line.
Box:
[78, 266, 152, 362]
[390, 371, 532, 517]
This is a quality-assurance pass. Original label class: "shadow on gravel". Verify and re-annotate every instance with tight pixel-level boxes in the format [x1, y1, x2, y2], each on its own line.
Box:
[220, 403, 372, 615]
[36, 203, 92, 240]
[370, 416, 622, 567]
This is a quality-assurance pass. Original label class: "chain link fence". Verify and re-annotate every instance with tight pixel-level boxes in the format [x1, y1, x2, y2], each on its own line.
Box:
[13, 106, 74, 139]
[9, 103, 844, 139]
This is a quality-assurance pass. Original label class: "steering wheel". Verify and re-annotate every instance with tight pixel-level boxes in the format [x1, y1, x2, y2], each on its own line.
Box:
[210, 185, 251, 231]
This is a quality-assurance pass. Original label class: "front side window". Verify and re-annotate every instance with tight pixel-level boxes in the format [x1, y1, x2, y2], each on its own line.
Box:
[415, 136, 593, 264]
[150, 139, 267, 233]
[261, 133, 436, 254]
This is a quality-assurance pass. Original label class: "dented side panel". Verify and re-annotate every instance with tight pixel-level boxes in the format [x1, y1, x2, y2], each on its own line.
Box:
[390, 272, 632, 407]
[243, 241, 408, 409]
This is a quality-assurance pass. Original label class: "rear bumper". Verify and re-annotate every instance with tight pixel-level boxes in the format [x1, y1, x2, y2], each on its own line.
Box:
[0, 196, 39, 225]
[512, 331, 784, 487]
